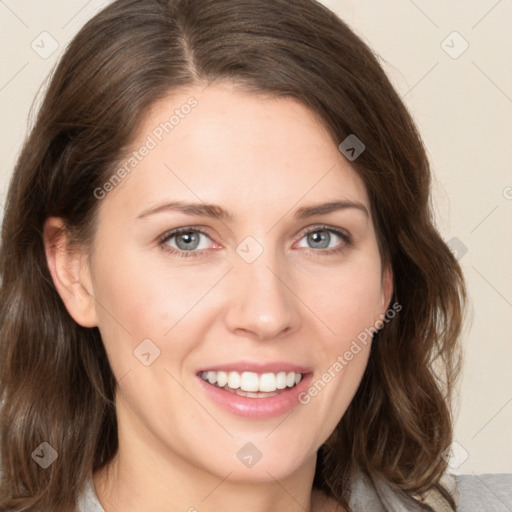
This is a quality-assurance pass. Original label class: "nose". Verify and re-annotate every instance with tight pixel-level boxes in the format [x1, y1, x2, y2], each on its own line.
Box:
[223, 252, 302, 341]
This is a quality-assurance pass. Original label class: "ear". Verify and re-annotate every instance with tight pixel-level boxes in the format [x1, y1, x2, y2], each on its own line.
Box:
[43, 217, 98, 328]
[379, 263, 394, 316]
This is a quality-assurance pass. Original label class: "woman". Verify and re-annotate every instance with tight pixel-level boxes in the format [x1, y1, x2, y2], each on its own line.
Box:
[0, 0, 466, 510]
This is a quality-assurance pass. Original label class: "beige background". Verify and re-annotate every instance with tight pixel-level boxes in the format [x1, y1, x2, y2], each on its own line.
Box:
[1, 0, 511, 475]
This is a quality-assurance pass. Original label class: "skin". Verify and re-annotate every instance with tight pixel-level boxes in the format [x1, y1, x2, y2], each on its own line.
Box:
[45, 82, 392, 512]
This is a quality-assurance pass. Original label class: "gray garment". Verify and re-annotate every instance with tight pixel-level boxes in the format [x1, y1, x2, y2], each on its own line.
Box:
[78, 477, 105, 512]
[348, 472, 512, 511]
[456, 473, 512, 511]
[77, 473, 512, 511]
[347, 470, 456, 511]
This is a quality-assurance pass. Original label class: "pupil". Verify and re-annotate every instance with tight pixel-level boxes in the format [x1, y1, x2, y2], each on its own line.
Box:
[177, 232, 199, 250]
[309, 230, 329, 249]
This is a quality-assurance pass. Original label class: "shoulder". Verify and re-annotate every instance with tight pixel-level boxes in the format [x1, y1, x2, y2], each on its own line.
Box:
[418, 472, 512, 510]
[348, 470, 457, 511]
[413, 472, 459, 511]
[312, 471, 512, 511]
[455, 473, 512, 511]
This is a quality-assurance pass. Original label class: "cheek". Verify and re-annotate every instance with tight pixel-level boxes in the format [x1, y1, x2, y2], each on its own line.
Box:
[298, 256, 383, 423]
[89, 249, 221, 373]
[312, 258, 384, 346]
[91, 248, 184, 330]
[87, 249, 167, 375]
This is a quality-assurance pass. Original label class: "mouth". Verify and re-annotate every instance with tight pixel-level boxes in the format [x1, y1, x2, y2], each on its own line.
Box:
[195, 361, 314, 418]
[195, 364, 313, 419]
[198, 370, 305, 398]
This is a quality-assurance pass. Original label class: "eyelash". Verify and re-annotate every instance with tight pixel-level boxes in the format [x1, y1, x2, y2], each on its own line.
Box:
[157, 225, 352, 259]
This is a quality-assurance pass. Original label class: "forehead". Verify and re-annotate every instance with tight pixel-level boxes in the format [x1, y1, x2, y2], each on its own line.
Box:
[102, 82, 369, 217]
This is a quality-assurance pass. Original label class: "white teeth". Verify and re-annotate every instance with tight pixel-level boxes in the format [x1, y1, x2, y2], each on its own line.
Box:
[276, 371, 287, 389]
[227, 371, 241, 389]
[259, 373, 276, 392]
[216, 371, 228, 388]
[240, 372, 259, 392]
[200, 370, 304, 393]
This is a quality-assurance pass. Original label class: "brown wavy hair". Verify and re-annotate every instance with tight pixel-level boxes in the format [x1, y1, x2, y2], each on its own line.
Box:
[0, 0, 466, 510]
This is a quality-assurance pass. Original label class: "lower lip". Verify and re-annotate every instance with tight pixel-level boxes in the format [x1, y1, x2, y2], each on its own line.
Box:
[196, 373, 313, 419]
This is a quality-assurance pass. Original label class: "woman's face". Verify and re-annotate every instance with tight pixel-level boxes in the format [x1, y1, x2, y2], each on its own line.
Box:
[83, 82, 392, 483]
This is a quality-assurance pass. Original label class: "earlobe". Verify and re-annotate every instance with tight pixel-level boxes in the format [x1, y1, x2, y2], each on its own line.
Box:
[43, 217, 98, 328]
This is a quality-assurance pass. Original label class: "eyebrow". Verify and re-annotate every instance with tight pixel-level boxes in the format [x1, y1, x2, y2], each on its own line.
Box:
[136, 199, 369, 221]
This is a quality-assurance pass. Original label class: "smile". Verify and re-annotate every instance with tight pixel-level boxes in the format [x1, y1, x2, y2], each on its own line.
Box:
[200, 370, 303, 396]
[196, 368, 313, 419]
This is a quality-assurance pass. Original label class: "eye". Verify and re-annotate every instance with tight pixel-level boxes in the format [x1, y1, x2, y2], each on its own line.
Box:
[296, 226, 351, 253]
[159, 227, 216, 257]
[158, 225, 351, 259]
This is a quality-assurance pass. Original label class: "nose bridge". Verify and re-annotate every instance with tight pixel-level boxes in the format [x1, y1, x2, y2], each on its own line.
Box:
[224, 240, 300, 339]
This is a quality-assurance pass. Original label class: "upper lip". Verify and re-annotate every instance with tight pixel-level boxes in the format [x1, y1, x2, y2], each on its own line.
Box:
[197, 361, 313, 374]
